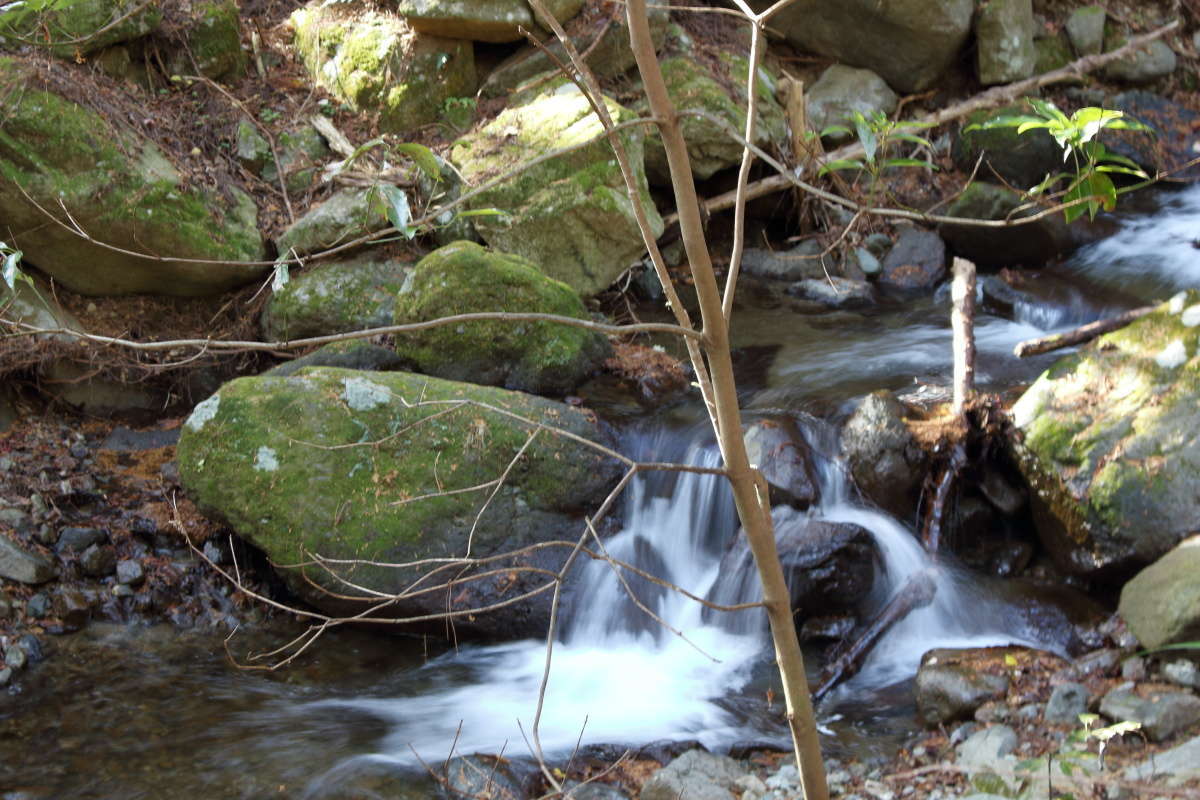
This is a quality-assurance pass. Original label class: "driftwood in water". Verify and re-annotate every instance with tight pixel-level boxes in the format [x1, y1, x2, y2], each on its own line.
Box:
[1014, 305, 1155, 357]
[951, 258, 977, 417]
[922, 442, 967, 554]
[812, 569, 938, 702]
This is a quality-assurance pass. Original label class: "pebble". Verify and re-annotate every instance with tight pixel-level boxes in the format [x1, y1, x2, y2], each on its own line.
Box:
[56, 526, 108, 552]
[25, 592, 51, 619]
[4, 644, 27, 671]
[80, 544, 117, 577]
[112, 584, 135, 598]
[116, 559, 145, 586]
[1121, 656, 1147, 681]
[1045, 682, 1089, 724]
[202, 540, 227, 565]
[69, 443, 89, 459]
[1163, 660, 1200, 689]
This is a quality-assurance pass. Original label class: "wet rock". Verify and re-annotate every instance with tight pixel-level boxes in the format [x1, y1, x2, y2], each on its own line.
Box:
[1103, 91, 1200, 182]
[0, 536, 56, 585]
[740, 242, 827, 283]
[641, 750, 747, 800]
[261, 256, 413, 342]
[177, 368, 621, 639]
[743, 417, 820, 509]
[806, 65, 898, 142]
[25, 592, 51, 619]
[975, 0, 1035, 85]
[749, 0, 974, 93]
[0, 507, 31, 531]
[1066, 6, 1105, 56]
[915, 649, 1011, 726]
[1099, 683, 1200, 741]
[444, 754, 542, 800]
[939, 182, 1074, 267]
[878, 229, 946, 292]
[394, 241, 610, 395]
[0, 666, 10, 686]
[18, 633, 43, 663]
[840, 391, 926, 521]
[450, 79, 660, 297]
[956, 725, 1017, 769]
[1044, 682, 1089, 724]
[4, 643, 26, 671]
[1124, 733, 1200, 780]
[116, 559, 145, 586]
[787, 278, 875, 309]
[54, 588, 92, 631]
[1120, 537, 1200, 652]
[80, 544, 117, 577]
[1010, 292, 1200, 579]
[1163, 660, 1200, 689]
[56, 526, 108, 553]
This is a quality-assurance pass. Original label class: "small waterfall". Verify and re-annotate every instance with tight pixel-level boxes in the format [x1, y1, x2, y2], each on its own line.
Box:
[304, 420, 1063, 774]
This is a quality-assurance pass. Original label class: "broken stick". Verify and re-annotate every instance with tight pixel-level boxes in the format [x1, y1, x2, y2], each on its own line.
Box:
[1013, 305, 1155, 358]
[951, 258, 977, 417]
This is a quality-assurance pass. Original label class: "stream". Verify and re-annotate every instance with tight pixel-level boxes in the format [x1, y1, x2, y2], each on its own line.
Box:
[4, 185, 1199, 799]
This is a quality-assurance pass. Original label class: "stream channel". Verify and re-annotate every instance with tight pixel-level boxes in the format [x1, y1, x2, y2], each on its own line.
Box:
[4, 185, 1200, 799]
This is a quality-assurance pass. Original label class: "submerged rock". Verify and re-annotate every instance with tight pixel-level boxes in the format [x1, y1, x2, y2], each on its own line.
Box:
[394, 241, 610, 395]
[1010, 290, 1200, 578]
[0, 57, 265, 296]
[177, 367, 622, 638]
[451, 79, 660, 297]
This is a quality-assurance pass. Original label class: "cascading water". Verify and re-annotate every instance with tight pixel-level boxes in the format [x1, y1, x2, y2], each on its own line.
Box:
[304, 419, 1068, 781]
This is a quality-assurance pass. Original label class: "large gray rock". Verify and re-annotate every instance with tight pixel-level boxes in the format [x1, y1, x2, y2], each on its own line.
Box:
[0, 57, 265, 296]
[805, 65, 898, 141]
[177, 367, 622, 639]
[1119, 536, 1200, 650]
[956, 725, 1017, 769]
[0, 536, 56, 585]
[915, 648, 1012, 726]
[0, 0, 162, 58]
[393, 241, 610, 395]
[840, 391, 926, 520]
[1099, 683, 1200, 741]
[1044, 682, 1089, 725]
[975, 0, 1036, 85]
[641, 750, 746, 800]
[450, 80, 661, 297]
[878, 229, 946, 292]
[748, 0, 974, 92]
[396, 0, 584, 43]
[1103, 29, 1178, 83]
[743, 417, 819, 509]
[1010, 291, 1200, 578]
[1125, 733, 1200, 780]
[1066, 6, 1106, 56]
[275, 188, 387, 259]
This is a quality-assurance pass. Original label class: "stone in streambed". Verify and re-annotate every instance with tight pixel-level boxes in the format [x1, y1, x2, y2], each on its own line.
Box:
[878, 229, 946, 292]
[641, 750, 747, 800]
[0, 536, 56, 585]
[915, 648, 1012, 726]
[1099, 683, 1200, 741]
[1119, 535, 1200, 651]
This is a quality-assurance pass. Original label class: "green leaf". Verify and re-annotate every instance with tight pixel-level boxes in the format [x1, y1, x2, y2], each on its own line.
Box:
[971, 773, 1013, 796]
[392, 142, 442, 180]
[890, 132, 934, 147]
[1015, 119, 1053, 135]
[1073, 107, 1125, 144]
[880, 157, 936, 170]
[817, 158, 866, 175]
[1, 243, 23, 292]
[855, 115, 878, 163]
[819, 124, 852, 138]
[1028, 97, 1070, 124]
[375, 184, 420, 238]
[1028, 171, 1070, 195]
[456, 208, 509, 219]
[271, 261, 289, 292]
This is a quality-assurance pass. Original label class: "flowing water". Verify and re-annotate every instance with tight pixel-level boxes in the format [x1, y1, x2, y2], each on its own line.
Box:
[5, 185, 1199, 798]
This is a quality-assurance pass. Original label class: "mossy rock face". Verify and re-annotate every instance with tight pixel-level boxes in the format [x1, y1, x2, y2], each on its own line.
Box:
[0, 0, 162, 58]
[395, 241, 610, 395]
[177, 366, 622, 638]
[0, 57, 266, 296]
[290, 0, 475, 134]
[975, 0, 1036, 85]
[261, 256, 414, 342]
[634, 53, 788, 184]
[165, 0, 246, 81]
[938, 181, 1073, 268]
[274, 187, 386, 257]
[449, 80, 662, 297]
[1011, 290, 1200, 579]
[395, 0, 584, 43]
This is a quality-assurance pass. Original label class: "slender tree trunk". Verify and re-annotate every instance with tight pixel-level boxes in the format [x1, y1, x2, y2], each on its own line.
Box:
[625, 5, 828, 799]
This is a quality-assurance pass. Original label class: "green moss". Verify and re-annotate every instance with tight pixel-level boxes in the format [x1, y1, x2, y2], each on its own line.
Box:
[0, 0, 162, 58]
[177, 368, 620, 603]
[394, 241, 608, 394]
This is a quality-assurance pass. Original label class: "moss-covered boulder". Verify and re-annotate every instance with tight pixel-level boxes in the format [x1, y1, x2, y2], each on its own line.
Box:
[261, 256, 414, 342]
[938, 182, 1074, 268]
[450, 80, 661, 297]
[0, 57, 265, 296]
[1010, 290, 1200, 579]
[0, 0, 162, 58]
[394, 241, 610, 395]
[290, 0, 475, 134]
[1119, 536, 1200, 650]
[274, 187, 386, 257]
[634, 52, 788, 184]
[952, 101, 1064, 190]
[177, 367, 622, 638]
[395, 0, 584, 43]
[975, 0, 1036, 86]
[164, 0, 245, 81]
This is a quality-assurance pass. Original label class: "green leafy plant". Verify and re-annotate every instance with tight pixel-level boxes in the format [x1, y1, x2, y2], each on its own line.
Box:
[965, 99, 1151, 223]
[818, 110, 938, 178]
[260, 107, 283, 124]
[441, 96, 477, 134]
[1, 240, 30, 293]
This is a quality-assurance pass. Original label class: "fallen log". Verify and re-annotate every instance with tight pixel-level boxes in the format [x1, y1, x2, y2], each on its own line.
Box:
[662, 20, 1180, 229]
[812, 569, 938, 703]
[1013, 305, 1155, 358]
